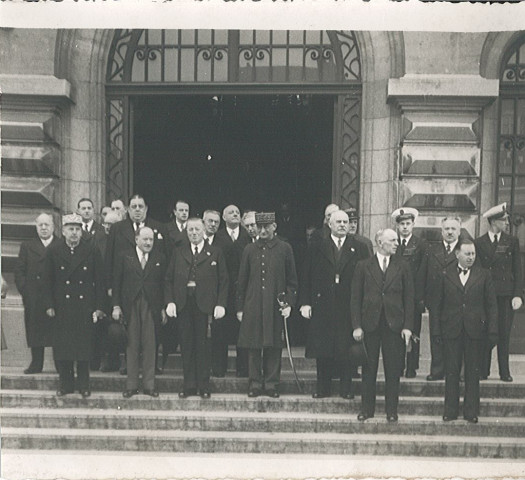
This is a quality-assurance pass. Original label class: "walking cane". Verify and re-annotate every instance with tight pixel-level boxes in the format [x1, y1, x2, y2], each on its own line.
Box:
[278, 293, 303, 393]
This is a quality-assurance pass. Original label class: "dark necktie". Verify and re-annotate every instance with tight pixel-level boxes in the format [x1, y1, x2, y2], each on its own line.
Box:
[446, 243, 451, 254]
[458, 267, 469, 276]
[194, 245, 199, 256]
[493, 234, 499, 246]
[402, 239, 407, 247]
[135, 222, 141, 232]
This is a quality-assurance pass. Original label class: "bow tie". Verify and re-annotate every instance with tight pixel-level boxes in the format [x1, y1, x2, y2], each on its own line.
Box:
[458, 267, 470, 275]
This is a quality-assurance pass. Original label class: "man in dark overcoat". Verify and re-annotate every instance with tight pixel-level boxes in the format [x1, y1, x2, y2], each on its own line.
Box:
[351, 228, 414, 423]
[474, 202, 523, 382]
[112, 227, 168, 398]
[424, 216, 462, 381]
[236, 212, 298, 398]
[214, 205, 250, 378]
[166, 200, 190, 250]
[345, 208, 374, 256]
[300, 210, 369, 399]
[392, 207, 428, 378]
[165, 218, 229, 398]
[432, 239, 498, 423]
[42, 213, 106, 397]
[310, 203, 339, 246]
[15, 213, 59, 374]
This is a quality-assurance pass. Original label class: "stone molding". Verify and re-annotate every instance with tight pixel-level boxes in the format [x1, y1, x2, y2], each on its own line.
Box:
[0, 74, 74, 107]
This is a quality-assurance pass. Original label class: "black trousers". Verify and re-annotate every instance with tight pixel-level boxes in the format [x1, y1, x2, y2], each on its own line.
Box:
[179, 293, 210, 391]
[211, 316, 249, 377]
[361, 312, 404, 417]
[28, 347, 59, 372]
[56, 359, 89, 392]
[316, 357, 352, 396]
[481, 296, 513, 378]
[443, 330, 482, 419]
[405, 308, 422, 373]
[428, 309, 445, 377]
[248, 347, 282, 391]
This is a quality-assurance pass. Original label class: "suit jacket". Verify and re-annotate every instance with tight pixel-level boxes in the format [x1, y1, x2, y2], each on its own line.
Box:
[112, 248, 167, 330]
[351, 255, 414, 334]
[431, 263, 498, 340]
[474, 232, 523, 298]
[424, 242, 459, 311]
[82, 220, 105, 243]
[106, 217, 168, 289]
[14, 236, 59, 347]
[164, 242, 229, 315]
[300, 236, 370, 358]
[394, 234, 428, 307]
[352, 233, 374, 256]
[166, 221, 189, 252]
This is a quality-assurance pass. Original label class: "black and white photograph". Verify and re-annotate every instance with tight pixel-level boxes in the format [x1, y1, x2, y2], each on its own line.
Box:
[1, 1, 525, 478]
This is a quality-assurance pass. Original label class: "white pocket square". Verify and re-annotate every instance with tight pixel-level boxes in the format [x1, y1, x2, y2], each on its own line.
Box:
[211, 261, 217, 266]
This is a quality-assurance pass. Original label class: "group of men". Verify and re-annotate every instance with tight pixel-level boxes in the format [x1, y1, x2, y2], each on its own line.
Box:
[14, 194, 522, 424]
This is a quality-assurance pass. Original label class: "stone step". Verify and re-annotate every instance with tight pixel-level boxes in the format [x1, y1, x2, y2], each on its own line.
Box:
[2, 407, 524, 438]
[2, 391, 525, 417]
[3, 370, 525, 398]
[3, 427, 524, 458]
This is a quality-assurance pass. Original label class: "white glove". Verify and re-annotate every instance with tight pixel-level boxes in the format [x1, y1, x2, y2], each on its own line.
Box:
[401, 329, 412, 346]
[214, 306, 226, 319]
[112, 306, 122, 321]
[512, 297, 523, 311]
[46, 308, 55, 318]
[300, 305, 312, 319]
[236, 311, 243, 322]
[353, 328, 364, 342]
[281, 306, 291, 319]
[166, 302, 177, 318]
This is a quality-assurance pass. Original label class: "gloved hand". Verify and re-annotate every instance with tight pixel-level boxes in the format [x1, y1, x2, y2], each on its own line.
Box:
[166, 302, 177, 318]
[299, 305, 312, 319]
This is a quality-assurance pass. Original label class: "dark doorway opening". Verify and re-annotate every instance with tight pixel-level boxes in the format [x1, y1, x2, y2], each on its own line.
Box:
[133, 94, 334, 226]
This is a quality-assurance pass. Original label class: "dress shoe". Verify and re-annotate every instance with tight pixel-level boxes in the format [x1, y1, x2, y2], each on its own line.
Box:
[179, 389, 197, 398]
[24, 366, 42, 374]
[143, 389, 159, 398]
[312, 392, 330, 399]
[357, 412, 373, 421]
[442, 415, 457, 422]
[500, 375, 513, 382]
[122, 389, 139, 398]
[80, 390, 91, 398]
[387, 414, 398, 423]
[56, 389, 72, 397]
[426, 374, 444, 381]
[340, 393, 355, 400]
[266, 389, 280, 398]
[199, 390, 211, 399]
[464, 416, 478, 424]
[248, 388, 262, 398]
[405, 370, 416, 379]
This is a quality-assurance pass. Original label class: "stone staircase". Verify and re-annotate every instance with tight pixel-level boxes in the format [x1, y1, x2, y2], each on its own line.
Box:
[2, 353, 525, 459]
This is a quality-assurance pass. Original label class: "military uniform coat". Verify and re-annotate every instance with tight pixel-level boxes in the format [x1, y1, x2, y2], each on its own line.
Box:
[395, 234, 428, 309]
[474, 232, 523, 299]
[112, 248, 167, 336]
[42, 239, 106, 361]
[431, 263, 498, 340]
[351, 255, 415, 334]
[424, 242, 459, 312]
[164, 243, 229, 315]
[300, 236, 369, 359]
[14, 236, 59, 347]
[237, 237, 298, 349]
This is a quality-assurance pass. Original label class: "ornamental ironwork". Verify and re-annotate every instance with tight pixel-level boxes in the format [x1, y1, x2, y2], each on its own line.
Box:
[501, 37, 525, 84]
[106, 29, 361, 84]
[106, 98, 126, 201]
[339, 95, 361, 209]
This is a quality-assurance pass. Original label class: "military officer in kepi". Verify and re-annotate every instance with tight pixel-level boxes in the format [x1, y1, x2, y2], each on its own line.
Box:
[475, 202, 523, 382]
[392, 207, 428, 378]
[43, 213, 106, 397]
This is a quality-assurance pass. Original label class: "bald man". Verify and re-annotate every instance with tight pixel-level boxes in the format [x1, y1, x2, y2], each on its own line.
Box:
[310, 203, 339, 246]
[351, 228, 414, 423]
[15, 213, 59, 374]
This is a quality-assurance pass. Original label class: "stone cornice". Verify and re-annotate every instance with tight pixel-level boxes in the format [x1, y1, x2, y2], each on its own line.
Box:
[387, 74, 499, 111]
[0, 74, 74, 108]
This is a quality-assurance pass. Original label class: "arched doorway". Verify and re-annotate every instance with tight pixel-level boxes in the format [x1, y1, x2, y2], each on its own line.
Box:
[105, 29, 362, 224]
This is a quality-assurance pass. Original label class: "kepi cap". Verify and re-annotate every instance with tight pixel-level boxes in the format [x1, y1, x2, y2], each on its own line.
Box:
[483, 202, 509, 221]
[62, 213, 83, 226]
[255, 212, 276, 225]
[344, 208, 359, 221]
[391, 207, 419, 223]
